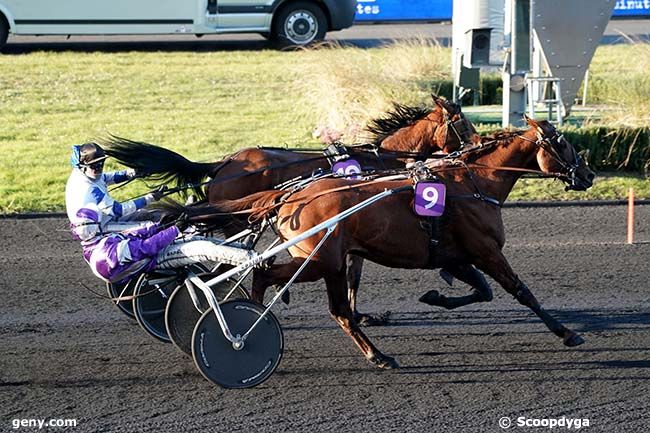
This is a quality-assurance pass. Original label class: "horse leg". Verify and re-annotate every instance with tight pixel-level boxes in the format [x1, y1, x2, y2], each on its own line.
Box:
[419, 264, 493, 309]
[251, 258, 320, 304]
[327, 268, 399, 369]
[475, 250, 584, 347]
[346, 255, 389, 327]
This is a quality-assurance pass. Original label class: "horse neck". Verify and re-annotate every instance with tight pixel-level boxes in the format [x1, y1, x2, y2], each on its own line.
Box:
[470, 131, 540, 203]
[379, 114, 443, 155]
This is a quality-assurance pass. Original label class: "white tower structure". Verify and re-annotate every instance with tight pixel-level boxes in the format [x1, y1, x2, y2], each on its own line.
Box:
[452, 0, 616, 127]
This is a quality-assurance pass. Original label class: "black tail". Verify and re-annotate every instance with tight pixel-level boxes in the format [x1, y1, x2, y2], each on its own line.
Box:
[99, 135, 223, 199]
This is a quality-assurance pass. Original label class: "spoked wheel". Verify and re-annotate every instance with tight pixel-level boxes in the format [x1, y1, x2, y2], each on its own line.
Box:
[192, 299, 283, 389]
[166, 273, 250, 356]
[106, 279, 137, 318]
[133, 263, 208, 342]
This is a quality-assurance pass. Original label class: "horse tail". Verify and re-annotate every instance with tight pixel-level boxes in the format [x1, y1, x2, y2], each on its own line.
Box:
[154, 189, 286, 233]
[212, 190, 287, 222]
[99, 135, 222, 199]
[153, 200, 243, 235]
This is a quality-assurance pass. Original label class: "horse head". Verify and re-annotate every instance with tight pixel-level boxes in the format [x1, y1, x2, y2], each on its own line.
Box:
[367, 96, 477, 156]
[431, 95, 479, 151]
[524, 116, 595, 191]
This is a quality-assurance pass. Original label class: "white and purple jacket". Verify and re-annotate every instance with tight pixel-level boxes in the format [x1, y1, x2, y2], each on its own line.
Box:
[83, 223, 180, 283]
[65, 168, 152, 235]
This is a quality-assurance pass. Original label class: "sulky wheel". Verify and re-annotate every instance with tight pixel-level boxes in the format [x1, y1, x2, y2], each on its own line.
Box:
[133, 263, 208, 342]
[106, 279, 137, 319]
[166, 273, 249, 356]
[192, 299, 283, 389]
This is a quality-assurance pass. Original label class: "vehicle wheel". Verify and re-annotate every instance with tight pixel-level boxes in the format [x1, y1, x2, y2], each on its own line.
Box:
[192, 299, 283, 389]
[133, 263, 208, 343]
[106, 280, 136, 319]
[0, 16, 8, 50]
[271, 2, 327, 48]
[166, 271, 249, 357]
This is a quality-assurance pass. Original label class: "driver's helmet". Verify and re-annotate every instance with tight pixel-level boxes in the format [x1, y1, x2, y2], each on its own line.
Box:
[71, 142, 107, 168]
[71, 204, 103, 242]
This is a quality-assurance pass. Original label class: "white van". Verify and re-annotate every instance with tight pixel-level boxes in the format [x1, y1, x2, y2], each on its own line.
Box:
[0, 0, 357, 49]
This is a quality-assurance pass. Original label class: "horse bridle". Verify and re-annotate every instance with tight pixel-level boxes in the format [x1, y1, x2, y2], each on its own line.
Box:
[444, 108, 475, 148]
[523, 131, 584, 190]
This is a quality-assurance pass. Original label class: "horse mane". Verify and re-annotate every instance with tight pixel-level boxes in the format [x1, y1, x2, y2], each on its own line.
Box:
[461, 129, 528, 162]
[366, 103, 432, 146]
[482, 129, 526, 144]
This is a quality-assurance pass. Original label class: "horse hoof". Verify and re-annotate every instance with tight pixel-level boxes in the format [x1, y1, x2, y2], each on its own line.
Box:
[369, 354, 399, 369]
[439, 269, 454, 286]
[564, 333, 585, 347]
[356, 311, 390, 327]
[276, 287, 290, 305]
[419, 290, 445, 307]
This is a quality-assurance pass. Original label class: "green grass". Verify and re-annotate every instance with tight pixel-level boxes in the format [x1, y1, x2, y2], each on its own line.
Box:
[0, 50, 321, 212]
[582, 43, 650, 128]
[0, 44, 648, 213]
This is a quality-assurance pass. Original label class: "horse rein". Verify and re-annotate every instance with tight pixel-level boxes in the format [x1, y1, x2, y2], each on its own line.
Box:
[131, 139, 457, 202]
[518, 132, 584, 189]
[246, 175, 412, 224]
[414, 129, 584, 206]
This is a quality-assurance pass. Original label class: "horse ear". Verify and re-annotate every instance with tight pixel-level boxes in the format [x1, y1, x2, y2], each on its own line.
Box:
[524, 115, 543, 133]
[432, 95, 449, 115]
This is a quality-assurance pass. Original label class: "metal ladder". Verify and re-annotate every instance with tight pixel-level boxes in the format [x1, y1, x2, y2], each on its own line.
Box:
[526, 76, 563, 127]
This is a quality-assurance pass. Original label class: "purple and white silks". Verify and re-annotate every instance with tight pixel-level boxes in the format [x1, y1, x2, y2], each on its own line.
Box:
[65, 168, 151, 236]
[84, 224, 180, 283]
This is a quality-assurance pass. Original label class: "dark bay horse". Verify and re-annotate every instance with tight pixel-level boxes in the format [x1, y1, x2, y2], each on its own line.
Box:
[102, 96, 477, 324]
[186, 117, 595, 369]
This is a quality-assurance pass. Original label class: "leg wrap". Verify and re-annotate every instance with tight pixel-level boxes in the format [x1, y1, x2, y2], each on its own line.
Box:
[472, 270, 493, 302]
[473, 287, 493, 302]
[513, 280, 541, 310]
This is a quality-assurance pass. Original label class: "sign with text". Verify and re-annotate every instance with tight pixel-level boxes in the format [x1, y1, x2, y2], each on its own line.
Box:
[414, 182, 446, 217]
[613, 0, 650, 16]
[355, 0, 452, 21]
[354, 0, 649, 21]
[332, 159, 362, 179]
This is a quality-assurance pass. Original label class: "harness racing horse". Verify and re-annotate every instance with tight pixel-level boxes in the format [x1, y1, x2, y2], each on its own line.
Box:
[102, 96, 477, 324]
[178, 117, 595, 369]
[102, 96, 475, 200]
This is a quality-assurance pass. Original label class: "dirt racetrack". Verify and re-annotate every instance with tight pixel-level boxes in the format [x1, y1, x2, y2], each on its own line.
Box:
[1, 204, 649, 432]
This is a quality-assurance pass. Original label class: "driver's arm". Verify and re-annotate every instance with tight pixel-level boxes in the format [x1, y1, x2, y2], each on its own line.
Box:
[103, 169, 137, 186]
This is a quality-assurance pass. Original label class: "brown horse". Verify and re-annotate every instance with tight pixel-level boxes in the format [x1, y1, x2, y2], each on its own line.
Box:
[189, 117, 595, 369]
[102, 96, 477, 323]
[102, 95, 474, 201]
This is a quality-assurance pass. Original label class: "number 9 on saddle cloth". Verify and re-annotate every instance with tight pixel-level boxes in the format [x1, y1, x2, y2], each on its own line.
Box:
[73, 205, 255, 284]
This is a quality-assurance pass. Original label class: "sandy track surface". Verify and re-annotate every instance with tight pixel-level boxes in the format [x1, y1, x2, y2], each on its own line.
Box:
[1, 205, 649, 432]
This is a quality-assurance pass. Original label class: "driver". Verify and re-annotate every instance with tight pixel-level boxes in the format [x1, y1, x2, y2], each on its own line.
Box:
[66, 142, 255, 284]
[65, 142, 163, 231]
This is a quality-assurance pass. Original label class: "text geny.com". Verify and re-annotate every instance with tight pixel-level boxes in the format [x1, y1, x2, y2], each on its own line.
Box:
[12, 418, 77, 429]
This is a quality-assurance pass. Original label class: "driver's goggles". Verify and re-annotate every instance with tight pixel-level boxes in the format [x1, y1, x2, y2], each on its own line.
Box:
[85, 161, 105, 171]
